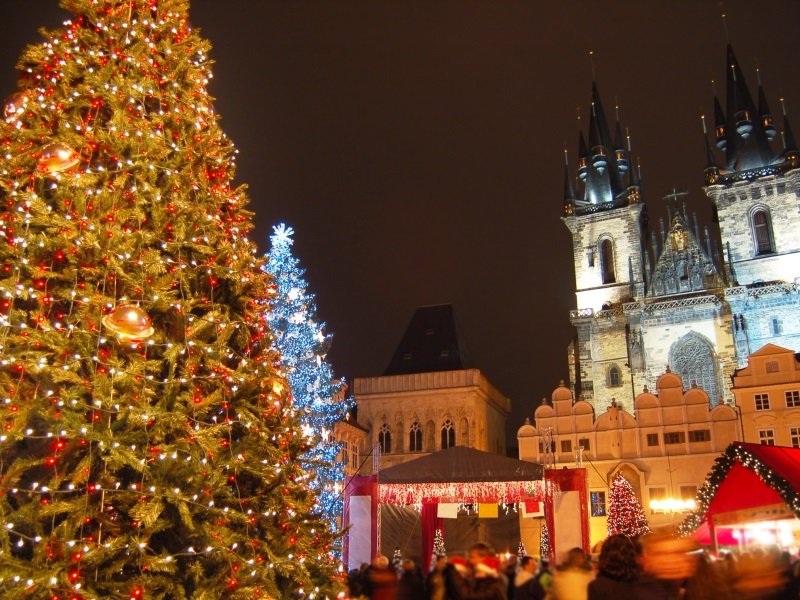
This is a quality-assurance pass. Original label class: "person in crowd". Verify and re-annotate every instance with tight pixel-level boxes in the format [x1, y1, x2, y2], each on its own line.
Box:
[635, 529, 699, 599]
[348, 562, 370, 599]
[730, 548, 790, 600]
[427, 554, 450, 600]
[684, 550, 732, 600]
[550, 547, 594, 600]
[535, 558, 553, 596]
[587, 534, 639, 599]
[365, 553, 398, 600]
[397, 558, 425, 600]
[513, 555, 546, 600]
[446, 542, 507, 599]
[502, 554, 518, 599]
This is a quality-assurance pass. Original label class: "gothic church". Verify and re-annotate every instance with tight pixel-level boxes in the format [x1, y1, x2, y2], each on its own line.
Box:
[563, 45, 800, 413]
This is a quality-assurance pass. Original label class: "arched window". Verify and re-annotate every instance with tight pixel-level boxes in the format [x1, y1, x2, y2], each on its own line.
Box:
[669, 333, 718, 404]
[599, 239, 615, 284]
[772, 318, 781, 336]
[441, 419, 456, 449]
[378, 423, 391, 454]
[459, 417, 469, 446]
[752, 209, 774, 255]
[409, 421, 423, 452]
[609, 365, 622, 387]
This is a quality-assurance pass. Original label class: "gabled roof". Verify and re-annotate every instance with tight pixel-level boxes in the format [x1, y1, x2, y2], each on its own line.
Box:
[384, 304, 469, 375]
[378, 445, 542, 484]
[680, 442, 800, 535]
[749, 343, 795, 357]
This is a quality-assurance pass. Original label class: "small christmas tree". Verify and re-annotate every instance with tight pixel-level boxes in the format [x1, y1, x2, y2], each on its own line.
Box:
[264, 223, 350, 528]
[607, 473, 650, 537]
[391, 546, 404, 577]
[0, 1, 342, 597]
[430, 528, 446, 570]
[539, 524, 550, 560]
[517, 540, 527, 560]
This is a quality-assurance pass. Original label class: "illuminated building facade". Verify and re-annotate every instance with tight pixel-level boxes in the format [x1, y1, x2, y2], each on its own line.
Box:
[563, 45, 800, 415]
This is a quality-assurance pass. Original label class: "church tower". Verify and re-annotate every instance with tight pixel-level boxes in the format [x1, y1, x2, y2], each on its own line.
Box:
[562, 82, 648, 412]
[704, 45, 800, 285]
[561, 45, 800, 415]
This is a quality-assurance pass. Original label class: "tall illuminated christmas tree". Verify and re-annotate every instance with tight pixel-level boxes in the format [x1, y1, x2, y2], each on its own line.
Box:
[0, 1, 342, 597]
[264, 224, 349, 529]
[606, 474, 650, 538]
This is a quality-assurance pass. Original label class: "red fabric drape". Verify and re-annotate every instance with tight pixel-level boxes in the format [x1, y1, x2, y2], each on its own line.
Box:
[343, 475, 378, 570]
[421, 501, 444, 573]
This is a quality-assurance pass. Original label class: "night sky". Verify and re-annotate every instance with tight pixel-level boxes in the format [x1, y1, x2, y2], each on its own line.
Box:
[4, 1, 800, 445]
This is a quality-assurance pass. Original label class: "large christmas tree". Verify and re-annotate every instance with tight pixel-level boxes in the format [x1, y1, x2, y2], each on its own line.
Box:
[606, 474, 650, 538]
[264, 224, 349, 530]
[0, 0, 341, 597]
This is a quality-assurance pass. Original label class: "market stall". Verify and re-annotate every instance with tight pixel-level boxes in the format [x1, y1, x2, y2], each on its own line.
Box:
[343, 445, 545, 571]
[680, 442, 800, 553]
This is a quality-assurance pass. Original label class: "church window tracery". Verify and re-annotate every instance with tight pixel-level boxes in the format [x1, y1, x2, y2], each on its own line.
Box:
[409, 421, 423, 452]
[669, 333, 719, 404]
[378, 423, 392, 454]
[441, 419, 455, 449]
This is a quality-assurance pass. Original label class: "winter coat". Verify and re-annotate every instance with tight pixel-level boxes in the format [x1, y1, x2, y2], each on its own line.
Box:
[587, 573, 638, 600]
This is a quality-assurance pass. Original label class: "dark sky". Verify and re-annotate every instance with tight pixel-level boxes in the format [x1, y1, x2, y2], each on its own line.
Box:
[4, 1, 800, 444]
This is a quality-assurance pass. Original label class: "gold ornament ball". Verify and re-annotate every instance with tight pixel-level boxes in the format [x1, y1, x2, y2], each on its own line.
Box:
[4, 92, 28, 122]
[37, 142, 81, 174]
[102, 305, 155, 342]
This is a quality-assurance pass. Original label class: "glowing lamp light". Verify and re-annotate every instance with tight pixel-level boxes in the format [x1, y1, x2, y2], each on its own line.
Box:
[37, 142, 80, 174]
[4, 92, 28, 122]
[649, 498, 696, 513]
[102, 305, 154, 342]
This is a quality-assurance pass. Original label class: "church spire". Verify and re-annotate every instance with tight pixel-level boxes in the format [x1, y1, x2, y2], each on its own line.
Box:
[702, 115, 721, 185]
[571, 79, 630, 210]
[563, 149, 576, 216]
[722, 44, 776, 171]
[757, 69, 777, 142]
[781, 98, 799, 166]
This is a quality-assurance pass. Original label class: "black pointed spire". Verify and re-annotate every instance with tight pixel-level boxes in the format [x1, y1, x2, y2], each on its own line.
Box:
[781, 98, 799, 167]
[757, 69, 777, 142]
[614, 105, 629, 174]
[722, 44, 775, 170]
[572, 77, 631, 211]
[577, 131, 589, 181]
[563, 150, 577, 216]
[702, 115, 721, 185]
[713, 91, 727, 150]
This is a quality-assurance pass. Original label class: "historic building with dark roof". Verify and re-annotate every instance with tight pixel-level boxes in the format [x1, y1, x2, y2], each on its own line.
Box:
[562, 44, 800, 414]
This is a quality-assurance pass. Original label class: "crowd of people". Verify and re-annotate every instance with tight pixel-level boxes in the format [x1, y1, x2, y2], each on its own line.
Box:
[346, 531, 800, 599]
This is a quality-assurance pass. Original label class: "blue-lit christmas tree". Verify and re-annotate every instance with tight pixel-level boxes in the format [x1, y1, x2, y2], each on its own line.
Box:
[264, 224, 351, 528]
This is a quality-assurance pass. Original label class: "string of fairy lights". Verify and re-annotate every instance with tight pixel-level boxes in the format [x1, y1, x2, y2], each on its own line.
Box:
[677, 443, 800, 537]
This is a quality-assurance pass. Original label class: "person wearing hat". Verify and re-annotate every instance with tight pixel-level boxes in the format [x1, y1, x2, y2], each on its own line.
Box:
[445, 542, 508, 599]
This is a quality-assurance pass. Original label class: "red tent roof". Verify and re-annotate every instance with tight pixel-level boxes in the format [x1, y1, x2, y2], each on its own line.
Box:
[680, 442, 800, 535]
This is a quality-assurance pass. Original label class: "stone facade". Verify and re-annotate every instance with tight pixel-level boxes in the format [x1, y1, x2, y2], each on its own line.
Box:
[518, 375, 739, 546]
[562, 46, 800, 415]
[353, 368, 510, 473]
[333, 417, 369, 476]
[731, 343, 800, 448]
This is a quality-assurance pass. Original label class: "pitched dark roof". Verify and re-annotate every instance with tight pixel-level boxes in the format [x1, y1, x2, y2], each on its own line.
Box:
[384, 304, 469, 375]
[378, 445, 542, 484]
